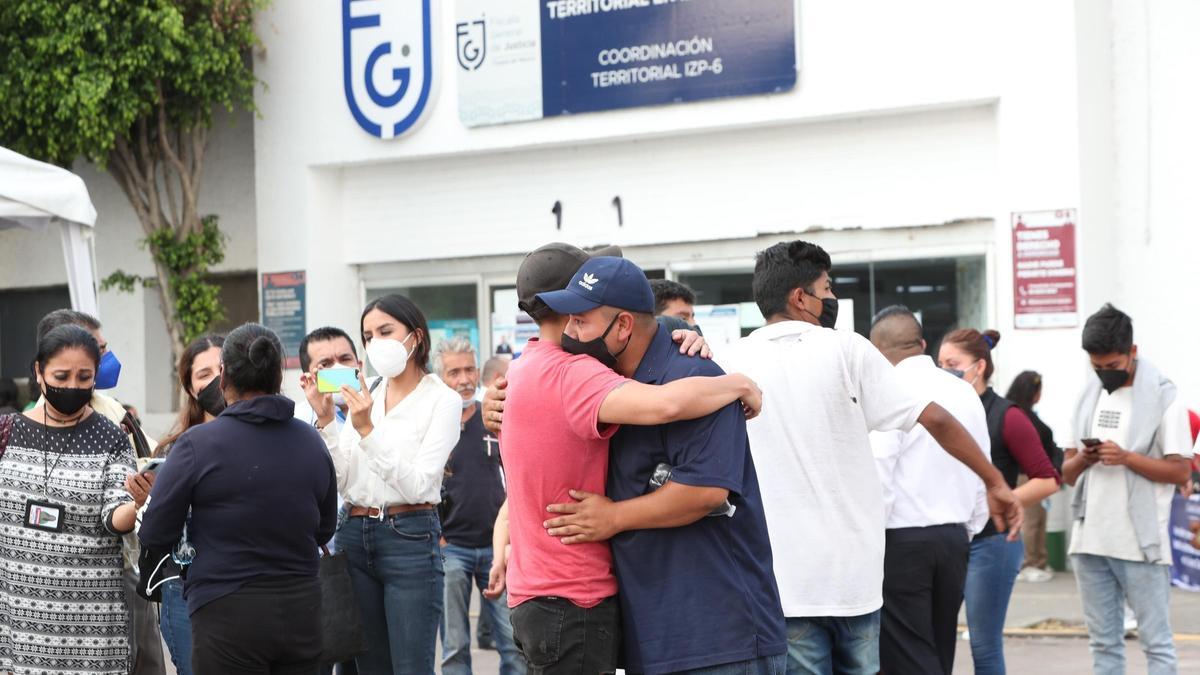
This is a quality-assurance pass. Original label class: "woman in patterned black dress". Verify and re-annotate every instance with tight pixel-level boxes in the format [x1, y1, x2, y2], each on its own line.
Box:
[0, 325, 144, 674]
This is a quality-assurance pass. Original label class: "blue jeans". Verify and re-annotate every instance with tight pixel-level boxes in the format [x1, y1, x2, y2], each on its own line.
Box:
[785, 611, 879, 675]
[1072, 553, 1177, 675]
[159, 578, 193, 675]
[336, 511, 444, 675]
[440, 543, 525, 675]
[964, 534, 1024, 675]
[678, 653, 787, 674]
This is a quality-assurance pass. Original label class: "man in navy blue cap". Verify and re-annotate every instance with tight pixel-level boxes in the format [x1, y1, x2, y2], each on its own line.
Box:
[538, 257, 787, 675]
[485, 245, 763, 675]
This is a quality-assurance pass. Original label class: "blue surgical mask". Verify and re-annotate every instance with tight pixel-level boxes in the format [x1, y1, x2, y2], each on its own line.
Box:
[95, 351, 121, 390]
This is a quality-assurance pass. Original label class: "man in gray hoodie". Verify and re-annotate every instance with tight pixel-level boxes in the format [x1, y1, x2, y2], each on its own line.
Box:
[1063, 303, 1193, 675]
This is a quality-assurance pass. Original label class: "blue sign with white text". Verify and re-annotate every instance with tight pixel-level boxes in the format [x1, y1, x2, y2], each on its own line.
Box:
[457, 0, 797, 127]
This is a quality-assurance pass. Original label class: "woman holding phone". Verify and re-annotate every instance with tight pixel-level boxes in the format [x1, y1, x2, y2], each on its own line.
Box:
[146, 334, 225, 675]
[317, 294, 462, 674]
[939, 329, 1061, 675]
[0, 325, 142, 674]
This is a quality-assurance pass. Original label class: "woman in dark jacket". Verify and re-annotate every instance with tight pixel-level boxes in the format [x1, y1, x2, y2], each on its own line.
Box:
[1006, 370, 1062, 582]
[938, 329, 1061, 675]
[139, 323, 339, 674]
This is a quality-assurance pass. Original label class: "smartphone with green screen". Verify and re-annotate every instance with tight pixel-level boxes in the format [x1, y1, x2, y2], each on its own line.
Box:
[316, 368, 361, 394]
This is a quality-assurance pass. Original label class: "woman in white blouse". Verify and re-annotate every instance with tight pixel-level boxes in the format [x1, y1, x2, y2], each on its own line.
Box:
[317, 294, 462, 674]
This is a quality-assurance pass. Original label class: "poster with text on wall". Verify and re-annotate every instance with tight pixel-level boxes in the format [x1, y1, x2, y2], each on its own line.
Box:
[261, 271, 306, 369]
[1012, 209, 1078, 329]
[455, 0, 797, 127]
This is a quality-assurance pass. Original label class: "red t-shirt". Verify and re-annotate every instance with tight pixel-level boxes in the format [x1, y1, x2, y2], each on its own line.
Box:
[501, 339, 627, 608]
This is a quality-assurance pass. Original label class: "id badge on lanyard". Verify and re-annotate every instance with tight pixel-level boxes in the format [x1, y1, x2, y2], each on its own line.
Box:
[24, 499, 65, 533]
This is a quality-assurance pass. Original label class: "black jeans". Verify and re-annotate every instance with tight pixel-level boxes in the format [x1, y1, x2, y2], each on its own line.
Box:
[511, 596, 620, 675]
[880, 524, 970, 675]
[191, 576, 323, 675]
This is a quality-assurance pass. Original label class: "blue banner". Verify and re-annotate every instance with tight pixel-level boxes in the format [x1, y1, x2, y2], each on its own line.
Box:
[457, 0, 797, 127]
[1170, 494, 1200, 591]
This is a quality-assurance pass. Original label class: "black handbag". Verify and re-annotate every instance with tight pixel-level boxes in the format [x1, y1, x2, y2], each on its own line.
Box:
[318, 545, 368, 664]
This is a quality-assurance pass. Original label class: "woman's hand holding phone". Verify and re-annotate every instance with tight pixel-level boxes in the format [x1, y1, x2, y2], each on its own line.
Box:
[342, 370, 375, 440]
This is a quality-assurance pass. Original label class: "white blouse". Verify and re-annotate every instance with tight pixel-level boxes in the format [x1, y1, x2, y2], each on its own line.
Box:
[321, 373, 462, 508]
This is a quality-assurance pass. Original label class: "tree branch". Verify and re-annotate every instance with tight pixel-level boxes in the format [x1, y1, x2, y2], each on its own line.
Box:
[190, 126, 207, 230]
[156, 86, 197, 232]
[161, 158, 180, 229]
[110, 140, 156, 239]
[135, 117, 162, 230]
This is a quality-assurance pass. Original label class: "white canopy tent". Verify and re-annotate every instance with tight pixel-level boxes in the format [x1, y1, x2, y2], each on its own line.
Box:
[0, 146, 100, 317]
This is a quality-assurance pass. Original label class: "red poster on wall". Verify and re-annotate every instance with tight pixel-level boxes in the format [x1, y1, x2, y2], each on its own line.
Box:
[1012, 209, 1078, 329]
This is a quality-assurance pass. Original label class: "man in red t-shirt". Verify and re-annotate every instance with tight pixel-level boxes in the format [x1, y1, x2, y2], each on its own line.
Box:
[487, 243, 760, 674]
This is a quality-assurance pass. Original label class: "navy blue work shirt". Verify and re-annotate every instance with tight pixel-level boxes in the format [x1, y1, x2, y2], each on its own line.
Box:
[608, 325, 786, 675]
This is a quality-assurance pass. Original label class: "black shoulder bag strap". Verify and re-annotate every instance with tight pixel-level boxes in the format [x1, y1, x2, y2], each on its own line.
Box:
[120, 411, 152, 460]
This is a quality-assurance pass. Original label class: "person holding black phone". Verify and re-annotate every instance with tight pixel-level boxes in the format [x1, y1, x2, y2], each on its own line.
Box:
[1062, 304, 1193, 675]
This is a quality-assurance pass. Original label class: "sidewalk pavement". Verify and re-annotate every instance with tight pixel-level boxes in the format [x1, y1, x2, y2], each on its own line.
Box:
[959, 568, 1200, 636]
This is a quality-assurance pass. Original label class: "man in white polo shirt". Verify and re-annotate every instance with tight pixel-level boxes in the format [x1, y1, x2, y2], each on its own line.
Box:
[869, 305, 991, 675]
[718, 240, 1021, 675]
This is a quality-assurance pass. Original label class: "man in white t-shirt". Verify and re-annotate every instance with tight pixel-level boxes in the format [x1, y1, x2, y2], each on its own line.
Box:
[868, 306, 990, 675]
[1063, 304, 1193, 675]
[717, 241, 1021, 675]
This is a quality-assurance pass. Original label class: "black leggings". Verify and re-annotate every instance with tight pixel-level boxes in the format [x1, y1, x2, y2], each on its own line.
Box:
[191, 576, 322, 675]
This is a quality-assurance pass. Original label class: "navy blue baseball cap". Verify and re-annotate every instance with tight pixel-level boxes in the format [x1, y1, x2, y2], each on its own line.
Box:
[536, 257, 655, 315]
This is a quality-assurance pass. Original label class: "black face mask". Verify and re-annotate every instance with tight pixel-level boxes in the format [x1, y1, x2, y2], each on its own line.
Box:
[801, 291, 840, 329]
[1095, 366, 1130, 395]
[561, 313, 629, 370]
[196, 377, 227, 417]
[817, 297, 839, 329]
[42, 382, 93, 417]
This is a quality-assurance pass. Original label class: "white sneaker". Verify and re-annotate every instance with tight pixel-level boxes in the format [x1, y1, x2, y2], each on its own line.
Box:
[1124, 606, 1138, 633]
[1024, 568, 1054, 583]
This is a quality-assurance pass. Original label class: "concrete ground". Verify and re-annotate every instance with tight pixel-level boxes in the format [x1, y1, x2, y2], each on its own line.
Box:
[443, 570, 1200, 673]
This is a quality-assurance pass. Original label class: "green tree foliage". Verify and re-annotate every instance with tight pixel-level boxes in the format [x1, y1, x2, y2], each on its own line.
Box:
[0, 0, 261, 359]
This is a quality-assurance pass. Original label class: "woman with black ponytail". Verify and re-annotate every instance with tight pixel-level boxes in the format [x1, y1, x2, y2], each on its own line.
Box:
[139, 323, 339, 674]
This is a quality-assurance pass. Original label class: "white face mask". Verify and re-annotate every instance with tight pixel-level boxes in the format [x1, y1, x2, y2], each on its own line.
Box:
[331, 392, 348, 409]
[964, 360, 982, 386]
[366, 333, 416, 379]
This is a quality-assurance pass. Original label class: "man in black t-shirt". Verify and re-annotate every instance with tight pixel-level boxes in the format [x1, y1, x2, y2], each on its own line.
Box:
[435, 338, 525, 675]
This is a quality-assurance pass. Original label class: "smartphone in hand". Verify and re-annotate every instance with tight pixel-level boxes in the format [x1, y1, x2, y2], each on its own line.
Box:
[141, 457, 165, 475]
[317, 368, 361, 394]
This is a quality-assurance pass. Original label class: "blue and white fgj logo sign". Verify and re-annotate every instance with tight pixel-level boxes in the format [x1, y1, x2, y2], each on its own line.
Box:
[456, 18, 486, 71]
[341, 0, 435, 139]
